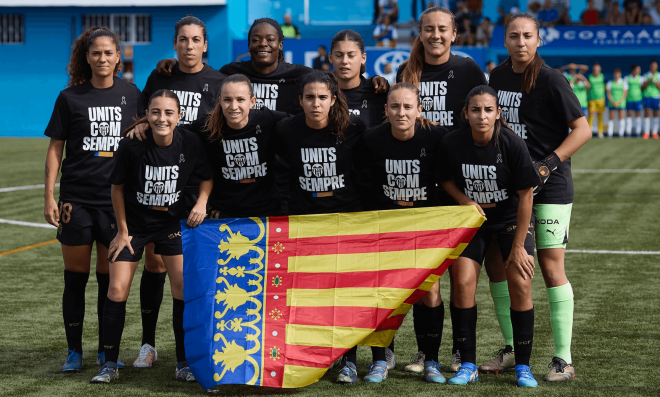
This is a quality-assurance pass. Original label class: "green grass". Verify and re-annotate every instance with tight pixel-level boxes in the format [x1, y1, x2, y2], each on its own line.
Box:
[1, 137, 659, 396]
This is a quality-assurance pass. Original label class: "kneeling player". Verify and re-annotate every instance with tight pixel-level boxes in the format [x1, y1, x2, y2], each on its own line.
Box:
[438, 86, 538, 387]
[91, 89, 212, 384]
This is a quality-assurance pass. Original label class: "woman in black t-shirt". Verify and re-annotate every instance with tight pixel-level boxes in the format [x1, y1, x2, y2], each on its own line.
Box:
[130, 15, 227, 370]
[438, 85, 538, 387]
[43, 27, 143, 373]
[487, 14, 591, 382]
[90, 90, 213, 384]
[395, 7, 488, 373]
[354, 83, 448, 384]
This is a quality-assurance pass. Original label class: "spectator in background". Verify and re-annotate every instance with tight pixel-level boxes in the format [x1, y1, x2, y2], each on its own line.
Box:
[313, 45, 331, 71]
[600, 0, 613, 20]
[538, 0, 560, 26]
[605, 0, 627, 23]
[382, 63, 397, 84]
[581, 0, 601, 24]
[642, 12, 654, 23]
[467, 0, 484, 25]
[625, 0, 643, 23]
[282, 14, 301, 39]
[651, 1, 660, 24]
[497, 0, 520, 23]
[527, 1, 542, 18]
[458, 16, 476, 46]
[373, 15, 399, 47]
[475, 17, 493, 46]
[378, 0, 399, 23]
[484, 60, 495, 82]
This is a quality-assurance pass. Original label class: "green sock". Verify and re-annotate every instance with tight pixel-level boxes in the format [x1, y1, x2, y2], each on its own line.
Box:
[489, 281, 514, 348]
[547, 282, 574, 364]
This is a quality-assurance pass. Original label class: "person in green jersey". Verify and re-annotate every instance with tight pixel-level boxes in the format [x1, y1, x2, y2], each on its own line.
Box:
[606, 68, 628, 137]
[588, 62, 606, 137]
[641, 60, 660, 139]
[561, 63, 590, 116]
[625, 64, 644, 137]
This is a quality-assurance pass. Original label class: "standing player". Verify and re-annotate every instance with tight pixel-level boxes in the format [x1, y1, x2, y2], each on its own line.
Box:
[561, 64, 590, 121]
[606, 68, 628, 138]
[641, 60, 660, 139]
[273, 71, 367, 385]
[91, 89, 213, 384]
[44, 27, 142, 372]
[395, 5, 487, 377]
[439, 85, 538, 388]
[587, 62, 606, 138]
[488, 13, 591, 382]
[625, 64, 644, 137]
[131, 15, 226, 369]
[354, 83, 448, 383]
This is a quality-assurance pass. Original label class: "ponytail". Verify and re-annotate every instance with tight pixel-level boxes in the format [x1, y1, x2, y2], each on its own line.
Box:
[204, 74, 254, 141]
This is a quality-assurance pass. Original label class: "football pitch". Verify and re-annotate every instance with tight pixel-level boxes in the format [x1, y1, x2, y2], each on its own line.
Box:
[0, 137, 659, 396]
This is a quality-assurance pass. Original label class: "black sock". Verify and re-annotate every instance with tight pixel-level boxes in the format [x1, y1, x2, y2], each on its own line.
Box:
[454, 305, 478, 365]
[140, 269, 166, 347]
[173, 298, 186, 363]
[511, 308, 534, 366]
[424, 303, 444, 363]
[449, 302, 458, 354]
[388, 337, 395, 353]
[343, 345, 358, 365]
[371, 346, 386, 362]
[96, 272, 109, 354]
[63, 270, 89, 354]
[412, 304, 427, 355]
[103, 299, 126, 364]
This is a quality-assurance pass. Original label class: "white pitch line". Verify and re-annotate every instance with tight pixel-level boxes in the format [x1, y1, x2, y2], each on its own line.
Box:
[572, 169, 660, 173]
[0, 183, 59, 193]
[0, 218, 56, 229]
[565, 249, 660, 255]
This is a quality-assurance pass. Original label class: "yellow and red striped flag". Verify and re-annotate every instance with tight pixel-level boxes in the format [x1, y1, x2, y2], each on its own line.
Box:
[182, 206, 484, 390]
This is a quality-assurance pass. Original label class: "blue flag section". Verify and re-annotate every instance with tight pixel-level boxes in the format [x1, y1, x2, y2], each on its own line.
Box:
[182, 218, 268, 390]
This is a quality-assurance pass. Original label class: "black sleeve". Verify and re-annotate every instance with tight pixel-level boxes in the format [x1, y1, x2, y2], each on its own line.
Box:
[469, 59, 488, 86]
[44, 93, 70, 140]
[507, 134, 538, 191]
[437, 138, 453, 182]
[135, 86, 146, 117]
[548, 71, 584, 124]
[141, 71, 157, 108]
[396, 62, 407, 83]
[272, 120, 289, 158]
[191, 135, 213, 181]
[109, 140, 133, 185]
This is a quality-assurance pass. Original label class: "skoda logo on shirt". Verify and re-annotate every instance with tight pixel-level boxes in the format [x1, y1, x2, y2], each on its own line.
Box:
[374, 50, 409, 76]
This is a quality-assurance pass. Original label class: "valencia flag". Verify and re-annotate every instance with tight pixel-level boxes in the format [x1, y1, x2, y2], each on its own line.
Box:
[182, 206, 484, 390]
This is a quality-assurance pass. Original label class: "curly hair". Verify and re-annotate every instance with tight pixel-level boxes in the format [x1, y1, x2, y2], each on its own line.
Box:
[67, 27, 122, 87]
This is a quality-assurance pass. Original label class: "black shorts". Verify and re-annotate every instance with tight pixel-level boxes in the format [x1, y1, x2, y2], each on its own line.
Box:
[113, 225, 183, 262]
[56, 201, 115, 247]
[460, 221, 535, 265]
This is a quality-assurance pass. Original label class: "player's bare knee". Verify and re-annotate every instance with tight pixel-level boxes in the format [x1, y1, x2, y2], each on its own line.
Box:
[108, 284, 130, 301]
[145, 256, 166, 273]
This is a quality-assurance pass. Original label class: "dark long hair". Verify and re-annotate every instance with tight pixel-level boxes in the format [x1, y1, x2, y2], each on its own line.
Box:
[67, 27, 122, 87]
[330, 29, 366, 74]
[174, 15, 207, 42]
[248, 18, 285, 62]
[492, 13, 545, 94]
[300, 71, 351, 142]
[204, 74, 254, 141]
[386, 83, 435, 130]
[124, 89, 181, 136]
[401, 6, 456, 87]
[459, 85, 511, 148]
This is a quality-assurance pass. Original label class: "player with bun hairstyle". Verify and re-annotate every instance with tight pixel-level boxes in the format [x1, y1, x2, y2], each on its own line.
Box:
[44, 27, 142, 372]
[125, 15, 226, 369]
[438, 85, 538, 387]
[396, 5, 487, 377]
[91, 89, 213, 384]
[354, 83, 447, 383]
[487, 13, 591, 382]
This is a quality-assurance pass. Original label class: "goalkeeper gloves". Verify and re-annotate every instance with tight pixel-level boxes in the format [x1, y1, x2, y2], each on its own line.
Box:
[532, 152, 561, 195]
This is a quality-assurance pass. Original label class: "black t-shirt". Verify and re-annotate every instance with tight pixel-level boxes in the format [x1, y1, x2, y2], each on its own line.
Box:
[109, 128, 213, 236]
[186, 107, 288, 217]
[438, 127, 538, 228]
[219, 61, 313, 114]
[488, 64, 584, 204]
[396, 54, 487, 131]
[274, 114, 366, 215]
[142, 64, 226, 195]
[357, 122, 448, 210]
[342, 76, 387, 128]
[44, 77, 144, 210]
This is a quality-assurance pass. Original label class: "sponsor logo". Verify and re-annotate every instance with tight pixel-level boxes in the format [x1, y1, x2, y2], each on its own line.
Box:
[547, 229, 557, 236]
[536, 219, 559, 224]
[374, 50, 409, 76]
[68, 323, 80, 327]
[539, 165, 549, 177]
[168, 231, 182, 239]
[517, 340, 532, 345]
